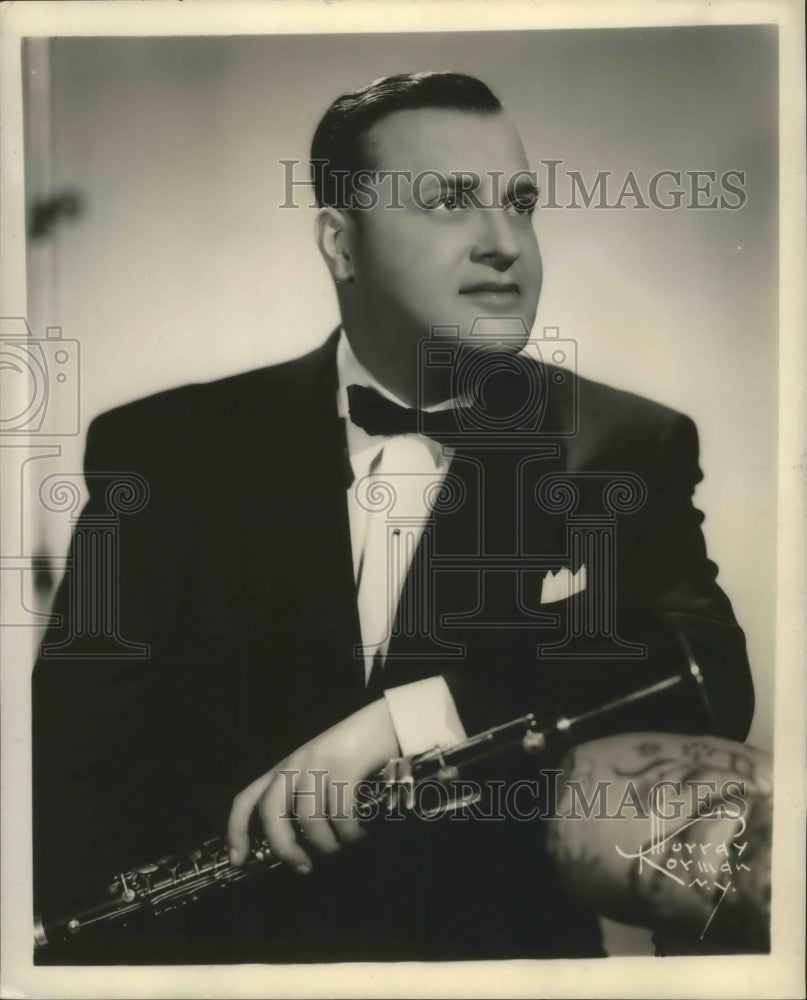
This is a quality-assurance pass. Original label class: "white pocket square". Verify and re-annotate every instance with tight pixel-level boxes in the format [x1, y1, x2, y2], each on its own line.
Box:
[540, 565, 587, 605]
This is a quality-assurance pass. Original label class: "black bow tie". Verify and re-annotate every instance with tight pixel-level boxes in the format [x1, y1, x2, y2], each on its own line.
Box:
[347, 364, 543, 444]
[347, 384, 470, 442]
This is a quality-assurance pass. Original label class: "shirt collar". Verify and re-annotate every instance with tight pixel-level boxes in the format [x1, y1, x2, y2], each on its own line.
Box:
[336, 327, 408, 419]
[336, 328, 449, 470]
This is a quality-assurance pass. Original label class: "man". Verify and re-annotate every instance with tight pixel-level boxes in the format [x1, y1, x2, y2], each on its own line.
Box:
[32, 72, 754, 963]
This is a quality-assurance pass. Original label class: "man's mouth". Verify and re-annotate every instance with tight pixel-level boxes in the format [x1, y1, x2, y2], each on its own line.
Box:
[459, 282, 522, 306]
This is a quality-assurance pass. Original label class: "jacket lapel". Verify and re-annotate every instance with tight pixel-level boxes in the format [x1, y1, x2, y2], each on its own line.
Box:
[237, 333, 365, 746]
[385, 360, 573, 684]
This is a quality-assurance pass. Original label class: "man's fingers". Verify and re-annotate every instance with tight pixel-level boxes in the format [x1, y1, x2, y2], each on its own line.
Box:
[226, 769, 275, 866]
[329, 778, 368, 845]
[258, 772, 314, 873]
[293, 770, 341, 856]
[227, 698, 399, 874]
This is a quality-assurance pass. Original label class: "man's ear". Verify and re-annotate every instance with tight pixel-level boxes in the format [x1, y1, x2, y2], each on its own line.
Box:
[315, 207, 356, 283]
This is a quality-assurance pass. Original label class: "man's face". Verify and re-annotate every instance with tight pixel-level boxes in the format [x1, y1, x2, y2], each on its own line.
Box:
[344, 108, 543, 389]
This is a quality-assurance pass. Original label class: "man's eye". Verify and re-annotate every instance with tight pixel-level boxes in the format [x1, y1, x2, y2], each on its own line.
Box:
[506, 196, 537, 216]
[429, 191, 469, 211]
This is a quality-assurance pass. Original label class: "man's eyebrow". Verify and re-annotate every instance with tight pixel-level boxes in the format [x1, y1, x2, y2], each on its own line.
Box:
[416, 173, 481, 192]
[413, 171, 540, 207]
[450, 172, 483, 191]
[508, 175, 540, 196]
[505, 176, 541, 207]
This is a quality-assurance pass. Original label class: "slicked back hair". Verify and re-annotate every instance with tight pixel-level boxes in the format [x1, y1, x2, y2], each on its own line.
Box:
[310, 71, 503, 211]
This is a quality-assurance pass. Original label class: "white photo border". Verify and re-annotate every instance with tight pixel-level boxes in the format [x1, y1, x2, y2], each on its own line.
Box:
[1, 2, 804, 998]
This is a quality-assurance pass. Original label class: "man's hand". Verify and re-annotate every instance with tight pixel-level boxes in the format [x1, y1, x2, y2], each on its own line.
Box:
[227, 699, 400, 874]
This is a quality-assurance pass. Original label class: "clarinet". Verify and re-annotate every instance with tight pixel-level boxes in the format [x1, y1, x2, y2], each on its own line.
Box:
[34, 657, 708, 951]
[34, 713, 538, 950]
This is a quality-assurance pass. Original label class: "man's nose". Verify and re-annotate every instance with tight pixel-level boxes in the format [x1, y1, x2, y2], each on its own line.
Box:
[469, 208, 521, 271]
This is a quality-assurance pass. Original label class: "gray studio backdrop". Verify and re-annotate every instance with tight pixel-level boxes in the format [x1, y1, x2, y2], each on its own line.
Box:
[21, 27, 777, 954]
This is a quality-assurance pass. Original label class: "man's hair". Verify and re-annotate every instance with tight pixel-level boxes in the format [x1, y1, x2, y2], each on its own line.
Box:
[310, 71, 502, 210]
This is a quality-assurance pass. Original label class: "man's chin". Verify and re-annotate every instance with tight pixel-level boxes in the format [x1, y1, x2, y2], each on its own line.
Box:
[464, 337, 530, 356]
[459, 313, 534, 352]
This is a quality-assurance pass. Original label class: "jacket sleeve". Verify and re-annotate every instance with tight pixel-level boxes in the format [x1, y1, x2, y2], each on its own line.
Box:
[31, 410, 226, 918]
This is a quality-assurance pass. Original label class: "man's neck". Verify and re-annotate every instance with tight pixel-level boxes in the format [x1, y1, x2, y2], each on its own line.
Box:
[337, 328, 456, 412]
[336, 329, 409, 408]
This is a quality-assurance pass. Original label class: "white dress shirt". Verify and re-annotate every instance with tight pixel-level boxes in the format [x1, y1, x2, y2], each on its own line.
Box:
[336, 330, 466, 755]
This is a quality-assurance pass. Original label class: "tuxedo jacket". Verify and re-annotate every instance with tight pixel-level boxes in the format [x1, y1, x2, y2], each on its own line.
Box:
[32, 331, 754, 963]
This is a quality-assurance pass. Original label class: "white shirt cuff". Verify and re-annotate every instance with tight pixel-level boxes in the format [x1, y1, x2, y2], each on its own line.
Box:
[383, 676, 467, 757]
